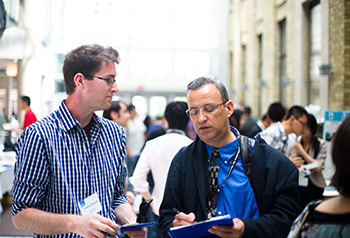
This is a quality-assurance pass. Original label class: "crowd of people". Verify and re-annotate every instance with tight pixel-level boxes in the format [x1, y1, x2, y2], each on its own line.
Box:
[9, 44, 349, 238]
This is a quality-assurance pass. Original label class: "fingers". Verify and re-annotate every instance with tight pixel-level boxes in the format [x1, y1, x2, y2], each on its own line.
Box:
[289, 154, 297, 160]
[124, 227, 147, 238]
[95, 215, 120, 235]
[208, 218, 245, 238]
[173, 212, 196, 227]
[288, 154, 304, 167]
[293, 157, 305, 167]
[74, 214, 119, 238]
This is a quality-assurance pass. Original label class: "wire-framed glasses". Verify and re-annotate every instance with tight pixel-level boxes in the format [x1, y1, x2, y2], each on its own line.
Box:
[186, 101, 227, 117]
[86, 75, 116, 86]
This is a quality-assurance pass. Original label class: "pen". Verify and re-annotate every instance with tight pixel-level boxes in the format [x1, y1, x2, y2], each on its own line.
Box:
[172, 207, 182, 214]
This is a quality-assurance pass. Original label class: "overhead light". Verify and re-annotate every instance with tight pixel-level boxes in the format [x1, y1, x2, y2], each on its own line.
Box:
[6, 61, 17, 77]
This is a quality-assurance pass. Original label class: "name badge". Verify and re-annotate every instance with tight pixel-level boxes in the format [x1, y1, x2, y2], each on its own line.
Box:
[78, 192, 102, 215]
[299, 173, 309, 187]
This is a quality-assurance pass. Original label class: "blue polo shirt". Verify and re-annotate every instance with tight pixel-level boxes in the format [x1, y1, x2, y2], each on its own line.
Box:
[205, 127, 259, 219]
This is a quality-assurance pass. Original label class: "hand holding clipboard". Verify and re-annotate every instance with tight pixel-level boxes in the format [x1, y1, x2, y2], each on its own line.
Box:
[168, 214, 233, 238]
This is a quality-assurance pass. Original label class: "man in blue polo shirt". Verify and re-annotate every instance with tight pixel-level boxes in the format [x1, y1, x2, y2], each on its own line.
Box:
[159, 77, 299, 238]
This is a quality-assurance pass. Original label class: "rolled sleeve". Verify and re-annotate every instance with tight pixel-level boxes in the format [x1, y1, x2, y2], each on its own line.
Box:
[12, 127, 48, 215]
[112, 160, 129, 209]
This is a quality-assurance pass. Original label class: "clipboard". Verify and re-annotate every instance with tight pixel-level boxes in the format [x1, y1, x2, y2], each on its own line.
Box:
[168, 215, 233, 238]
[120, 222, 158, 232]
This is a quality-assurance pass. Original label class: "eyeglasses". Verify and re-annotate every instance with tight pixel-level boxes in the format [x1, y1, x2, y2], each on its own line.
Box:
[295, 117, 307, 128]
[86, 75, 116, 86]
[186, 101, 227, 117]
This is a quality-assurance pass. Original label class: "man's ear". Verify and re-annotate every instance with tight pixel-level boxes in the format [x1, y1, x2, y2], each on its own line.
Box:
[289, 115, 297, 125]
[111, 111, 119, 120]
[74, 73, 85, 88]
[226, 100, 234, 117]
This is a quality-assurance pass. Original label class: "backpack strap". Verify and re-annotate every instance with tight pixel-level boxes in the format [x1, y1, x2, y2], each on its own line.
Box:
[239, 135, 253, 181]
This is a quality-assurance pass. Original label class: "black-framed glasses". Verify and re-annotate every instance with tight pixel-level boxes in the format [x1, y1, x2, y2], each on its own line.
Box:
[186, 101, 227, 117]
[295, 117, 307, 128]
[86, 75, 116, 86]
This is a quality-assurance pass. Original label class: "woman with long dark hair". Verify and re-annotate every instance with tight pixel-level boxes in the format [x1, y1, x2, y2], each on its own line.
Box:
[288, 115, 350, 237]
[287, 113, 327, 211]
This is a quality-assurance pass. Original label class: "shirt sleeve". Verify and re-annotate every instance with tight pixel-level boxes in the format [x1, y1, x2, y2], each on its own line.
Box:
[12, 127, 48, 215]
[112, 131, 129, 209]
[259, 130, 276, 148]
[315, 139, 327, 164]
[285, 143, 295, 157]
[132, 142, 152, 193]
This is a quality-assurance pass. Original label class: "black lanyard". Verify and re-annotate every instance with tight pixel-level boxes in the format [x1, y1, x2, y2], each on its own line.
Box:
[217, 146, 241, 189]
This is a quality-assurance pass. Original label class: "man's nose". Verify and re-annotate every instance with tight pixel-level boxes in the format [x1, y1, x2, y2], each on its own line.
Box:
[197, 109, 207, 122]
[112, 82, 119, 93]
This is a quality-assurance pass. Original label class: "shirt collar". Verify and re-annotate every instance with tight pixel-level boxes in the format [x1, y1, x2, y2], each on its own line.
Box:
[56, 100, 102, 132]
[166, 129, 186, 135]
[257, 120, 266, 130]
[276, 121, 288, 142]
[205, 126, 240, 161]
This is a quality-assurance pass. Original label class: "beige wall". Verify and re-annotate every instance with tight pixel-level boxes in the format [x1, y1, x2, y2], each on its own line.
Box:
[329, 0, 350, 110]
[228, 0, 349, 118]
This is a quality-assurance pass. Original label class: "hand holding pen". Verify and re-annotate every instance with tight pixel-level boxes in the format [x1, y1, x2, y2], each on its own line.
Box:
[172, 207, 196, 227]
[172, 207, 182, 214]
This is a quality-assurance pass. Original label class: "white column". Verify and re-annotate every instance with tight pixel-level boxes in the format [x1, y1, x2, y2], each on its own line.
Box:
[319, 0, 330, 118]
[294, 0, 308, 106]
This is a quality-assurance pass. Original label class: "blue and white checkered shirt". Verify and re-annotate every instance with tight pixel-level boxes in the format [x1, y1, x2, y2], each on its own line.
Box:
[12, 100, 128, 237]
[259, 121, 289, 153]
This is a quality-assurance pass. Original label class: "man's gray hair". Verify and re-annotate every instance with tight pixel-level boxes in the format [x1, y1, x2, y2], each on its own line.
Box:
[187, 76, 229, 102]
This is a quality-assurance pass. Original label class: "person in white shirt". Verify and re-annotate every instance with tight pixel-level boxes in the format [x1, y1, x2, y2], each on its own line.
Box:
[126, 104, 147, 176]
[132, 101, 193, 237]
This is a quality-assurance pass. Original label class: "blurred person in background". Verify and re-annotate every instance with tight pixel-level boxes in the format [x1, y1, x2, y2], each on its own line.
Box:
[229, 109, 245, 133]
[241, 106, 256, 136]
[103, 100, 135, 196]
[186, 119, 196, 140]
[286, 113, 327, 212]
[246, 102, 285, 138]
[288, 115, 350, 238]
[143, 115, 153, 131]
[260, 105, 308, 155]
[266, 102, 286, 124]
[133, 101, 192, 238]
[247, 113, 270, 138]
[127, 104, 147, 177]
[146, 108, 168, 140]
[103, 100, 130, 128]
[17, 95, 37, 133]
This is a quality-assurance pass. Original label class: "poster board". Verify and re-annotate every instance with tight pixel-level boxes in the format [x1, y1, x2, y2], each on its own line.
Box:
[322, 110, 350, 180]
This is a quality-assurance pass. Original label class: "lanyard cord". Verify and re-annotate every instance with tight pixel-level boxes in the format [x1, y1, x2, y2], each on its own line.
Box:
[217, 146, 241, 189]
[206, 144, 241, 219]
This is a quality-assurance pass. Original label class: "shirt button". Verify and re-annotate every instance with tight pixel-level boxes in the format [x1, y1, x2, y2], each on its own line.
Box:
[224, 161, 227, 164]
[218, 211, 222, 215]
[218, 189, 220, 192]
